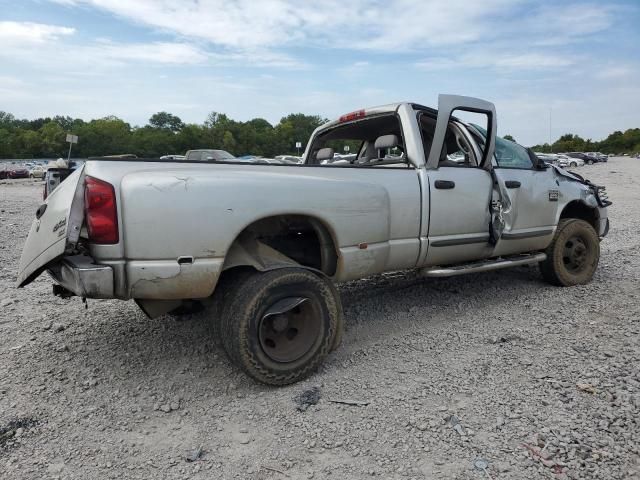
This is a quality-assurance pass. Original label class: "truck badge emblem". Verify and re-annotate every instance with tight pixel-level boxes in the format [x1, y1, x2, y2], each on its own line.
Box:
[53, 218, 67, 234]
[548, 190, 559, 201]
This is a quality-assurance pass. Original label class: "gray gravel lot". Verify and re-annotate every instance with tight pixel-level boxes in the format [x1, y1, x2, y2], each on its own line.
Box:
[0, 158, 639, 479]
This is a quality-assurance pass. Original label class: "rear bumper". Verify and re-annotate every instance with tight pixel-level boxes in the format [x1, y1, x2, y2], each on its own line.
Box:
[48, 255, 114, 298]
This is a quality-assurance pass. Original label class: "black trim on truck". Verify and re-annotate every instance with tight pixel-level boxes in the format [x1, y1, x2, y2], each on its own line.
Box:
[501, 229, 554, 240]
[430, 235, 490, 247]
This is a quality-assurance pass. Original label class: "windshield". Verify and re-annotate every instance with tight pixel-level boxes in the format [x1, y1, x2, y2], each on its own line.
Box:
[470, 124, 533, 169]
[213, 150, 235, 160]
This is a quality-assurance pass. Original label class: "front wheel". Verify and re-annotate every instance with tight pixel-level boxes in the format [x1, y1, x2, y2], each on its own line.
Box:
[539, 219, 600, 286]
[218, 268, 343, 385]
[570, 162, 578, 167]
[586, 159, 593, 165]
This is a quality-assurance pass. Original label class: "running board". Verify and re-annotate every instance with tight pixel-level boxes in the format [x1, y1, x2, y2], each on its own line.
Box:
[421, 253, 546, 278]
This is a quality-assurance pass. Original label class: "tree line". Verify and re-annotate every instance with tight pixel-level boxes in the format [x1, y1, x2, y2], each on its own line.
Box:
[529, 130, 640, 155]
[0, 111, 325, 159]
[0, 109, 638, 159]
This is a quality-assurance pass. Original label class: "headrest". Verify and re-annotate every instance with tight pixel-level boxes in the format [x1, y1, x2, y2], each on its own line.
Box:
[374, 134, 399, 150]
[316, 147, 334, 161]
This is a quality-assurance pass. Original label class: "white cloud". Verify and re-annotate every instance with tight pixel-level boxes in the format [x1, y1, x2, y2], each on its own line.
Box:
[97, 41, 209, 65]
[0, 21, 75, 45]
[527, 4, 615, 46]
[51, 0, 516, 51]
[416, 52, 574, 71]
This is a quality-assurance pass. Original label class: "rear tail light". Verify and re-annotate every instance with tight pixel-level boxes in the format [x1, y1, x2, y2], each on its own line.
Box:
[84, 176, 118, 244]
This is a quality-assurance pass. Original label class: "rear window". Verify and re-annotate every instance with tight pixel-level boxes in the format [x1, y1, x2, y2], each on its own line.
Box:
[308, 114, 408, 167]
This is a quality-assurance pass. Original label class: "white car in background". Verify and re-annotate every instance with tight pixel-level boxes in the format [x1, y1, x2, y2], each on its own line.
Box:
[557, 154, 584, 168]
[274, 155, 303, 164]
[29, 164, 47, 178]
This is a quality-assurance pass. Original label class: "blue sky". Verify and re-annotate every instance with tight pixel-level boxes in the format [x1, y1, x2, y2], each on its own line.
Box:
[0, 0, 638, 146]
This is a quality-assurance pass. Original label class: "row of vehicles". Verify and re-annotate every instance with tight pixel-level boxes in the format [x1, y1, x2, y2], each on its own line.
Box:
[0, 161, 62, 180]
[534, 151, 609, 168]
[182, 149, 303, 164]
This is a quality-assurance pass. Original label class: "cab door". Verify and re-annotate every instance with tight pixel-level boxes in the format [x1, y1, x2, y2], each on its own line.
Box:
[490, 144, 560, 256]
[420, 95, 504, 266]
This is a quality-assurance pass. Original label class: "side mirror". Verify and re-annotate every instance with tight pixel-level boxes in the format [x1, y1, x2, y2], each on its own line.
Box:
[527, 148, 548, 170]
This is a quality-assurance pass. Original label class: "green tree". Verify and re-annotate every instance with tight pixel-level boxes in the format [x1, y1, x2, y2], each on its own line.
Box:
[174, 124, 209, 153]
[15, 130, 41, 157]
[39, 121, 66, 156]
[0, 128, 13, 157]
[148, 112, 184, 132]
[52, 115, 75, 131]
[222, 131, 237, 153]
[76, 116, 131, 157]
[503, 134, 516, 142]
[130, 126, 177, 157]
[0, 111, 16, 129]
[552, 133, 585, 153]
[274, 113, 324, 155]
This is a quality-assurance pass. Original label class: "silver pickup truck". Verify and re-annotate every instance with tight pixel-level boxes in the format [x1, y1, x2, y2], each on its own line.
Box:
[17, 95, 610, 385]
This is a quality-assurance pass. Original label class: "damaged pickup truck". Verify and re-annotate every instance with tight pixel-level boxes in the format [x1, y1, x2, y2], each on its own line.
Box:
[17, 95, 611, 385]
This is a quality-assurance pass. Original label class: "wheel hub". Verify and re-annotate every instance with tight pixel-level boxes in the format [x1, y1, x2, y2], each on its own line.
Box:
[563, 235, 589, 272]
[258, 297, 321, 363]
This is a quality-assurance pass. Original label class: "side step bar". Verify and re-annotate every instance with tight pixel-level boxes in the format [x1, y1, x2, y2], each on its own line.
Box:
[421, 253, 546, 278]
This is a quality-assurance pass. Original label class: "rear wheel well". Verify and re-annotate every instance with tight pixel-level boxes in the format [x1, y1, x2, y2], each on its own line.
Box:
[225, 215, 338, 276]
[560, 201, 599, 232]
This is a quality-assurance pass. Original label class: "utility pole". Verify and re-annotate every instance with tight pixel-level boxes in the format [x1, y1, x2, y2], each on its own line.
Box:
[549, 107, 552, 153]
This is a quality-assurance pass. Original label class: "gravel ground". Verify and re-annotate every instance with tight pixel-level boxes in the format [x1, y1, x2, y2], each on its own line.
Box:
[1, 158, 639, 480]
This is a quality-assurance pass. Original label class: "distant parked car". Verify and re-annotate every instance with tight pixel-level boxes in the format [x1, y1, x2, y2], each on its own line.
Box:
[566, 152, 594, 164]
[159, 154, 186, 160]
[29, 165, 47, 179]
[274, 155, 303, 164]
[8, 167, 29, 179]
[586, 152, 607, 163]
[559, 155, 584, 168]
[184, 149, 235, 162]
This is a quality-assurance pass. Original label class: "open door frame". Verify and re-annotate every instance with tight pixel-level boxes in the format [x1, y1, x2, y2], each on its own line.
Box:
[425, 94, 497, 170]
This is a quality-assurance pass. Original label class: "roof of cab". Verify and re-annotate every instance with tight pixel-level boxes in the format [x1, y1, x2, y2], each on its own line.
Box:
[318, 102, 437, 132]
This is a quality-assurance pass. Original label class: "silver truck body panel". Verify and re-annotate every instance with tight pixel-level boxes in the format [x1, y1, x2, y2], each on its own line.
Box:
[16, 97, 609, 306]
[118, 164, 421, 289]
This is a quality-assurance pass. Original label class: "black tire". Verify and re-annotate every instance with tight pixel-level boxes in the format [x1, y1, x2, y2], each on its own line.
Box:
[570, 162, 578, 167]
[586, 159, 593, 165]
[539, 219, 600, 286]
[218, 268, 342, 385]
